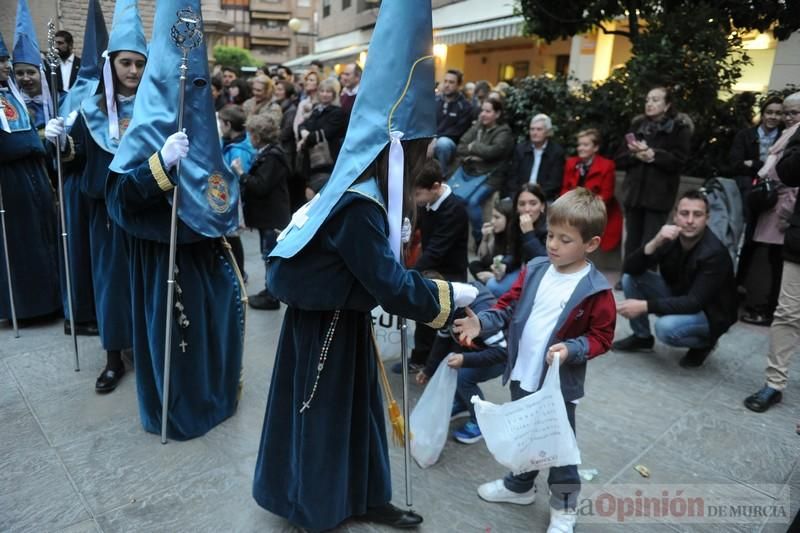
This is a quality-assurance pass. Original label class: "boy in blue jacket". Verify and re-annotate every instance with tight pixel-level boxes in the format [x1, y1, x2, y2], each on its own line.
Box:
[453, 188, 616, 533]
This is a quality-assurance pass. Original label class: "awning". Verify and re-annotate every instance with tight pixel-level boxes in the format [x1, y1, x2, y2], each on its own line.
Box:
[284, 43, 368, 68]
[434, 15, 525, 45]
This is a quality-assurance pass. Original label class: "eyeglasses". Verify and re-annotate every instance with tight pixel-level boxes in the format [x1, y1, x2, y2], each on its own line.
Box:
[784, 110, 800, 117]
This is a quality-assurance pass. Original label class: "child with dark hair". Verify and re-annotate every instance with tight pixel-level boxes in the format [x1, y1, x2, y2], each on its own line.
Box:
[391, 161, 469, 373]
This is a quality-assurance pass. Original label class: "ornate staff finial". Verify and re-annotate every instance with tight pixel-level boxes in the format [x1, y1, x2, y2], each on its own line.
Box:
[46, 19, 59, 71]
[170, 8, 203, 53]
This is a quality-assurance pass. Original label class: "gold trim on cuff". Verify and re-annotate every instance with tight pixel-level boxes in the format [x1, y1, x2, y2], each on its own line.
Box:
[149, 153, 174, 192]
[425, 279, 451, 330]
[61, 135, 76, 162]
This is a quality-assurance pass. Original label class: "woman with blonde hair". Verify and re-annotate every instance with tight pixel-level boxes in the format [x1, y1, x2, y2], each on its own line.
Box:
[293, 70, 320, 137]
[242, 75, 282, 124]
[297, 77, 347, 197]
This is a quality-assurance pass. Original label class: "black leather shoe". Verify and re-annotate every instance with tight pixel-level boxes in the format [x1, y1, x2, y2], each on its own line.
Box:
[95, 366, 125, 393]
[248, 290, 280, 310]
[64, 320, 100, 336]
[612, 334, 655, 353]
[679, 345, 715, 368]
[361, 503, 423, 529]
[744, 385, 782, 413]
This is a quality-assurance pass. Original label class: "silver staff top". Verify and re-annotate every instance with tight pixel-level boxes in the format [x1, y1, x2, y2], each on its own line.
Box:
[171, 8, 204, 52]
[46, 19, 60, 70]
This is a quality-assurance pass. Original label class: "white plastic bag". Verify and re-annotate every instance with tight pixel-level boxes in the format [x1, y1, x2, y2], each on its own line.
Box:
[409, 358, 458, 468]
[472, 357, 581, 474]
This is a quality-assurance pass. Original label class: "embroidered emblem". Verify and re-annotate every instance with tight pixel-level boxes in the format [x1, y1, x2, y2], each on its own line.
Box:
[2, 97, 18, 121]
[206, 173, 231, 213]
[118, 117, 131, 138]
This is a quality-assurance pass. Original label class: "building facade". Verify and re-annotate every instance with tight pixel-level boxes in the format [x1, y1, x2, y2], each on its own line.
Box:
[285, 0, 797, 96]
[0, 0, 232, 63]
[218, 0, 318, 66]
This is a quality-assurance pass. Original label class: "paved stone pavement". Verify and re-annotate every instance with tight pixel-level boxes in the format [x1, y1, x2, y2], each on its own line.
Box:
[1, 231, 797, 533]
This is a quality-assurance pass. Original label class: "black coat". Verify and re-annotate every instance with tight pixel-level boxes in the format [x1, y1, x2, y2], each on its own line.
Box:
[506, 141, 565, 201]
[413, 193, 469, 281]
[299, 104, 347, 171]
[44, 56, 81, 92]
[776, 129, 800, 264]
[728, 126, 781, 191]
[278, 99, 297, 170]
[624, 229, 738, 342]
[615, 114, 692, 212]
[240, 145, 291, 230]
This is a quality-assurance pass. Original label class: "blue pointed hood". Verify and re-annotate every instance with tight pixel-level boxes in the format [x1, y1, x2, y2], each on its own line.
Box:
[270, 0, 435, 259]
[60, 0, 108, 116]
[0, 30, 9, 58]
[12, 0, 42, 67]
[109, 0, 238, 239]
[107, 0, 147, 57]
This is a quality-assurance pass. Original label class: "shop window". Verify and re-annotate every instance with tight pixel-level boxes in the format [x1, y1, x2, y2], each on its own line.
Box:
[358, 0, 380, 12]
[555, 55, 570, 77]
[498, 61, 529, 83]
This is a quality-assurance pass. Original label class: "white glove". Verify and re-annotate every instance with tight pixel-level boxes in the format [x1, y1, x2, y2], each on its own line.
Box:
[451, 282, 479, 308]
[401, 217, 412, 244]
[45, 117, 66, 146]
[160, 131, 189, 170]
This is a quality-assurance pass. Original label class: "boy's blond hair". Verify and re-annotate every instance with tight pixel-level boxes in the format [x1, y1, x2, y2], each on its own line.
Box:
[548, 187, 607, 242]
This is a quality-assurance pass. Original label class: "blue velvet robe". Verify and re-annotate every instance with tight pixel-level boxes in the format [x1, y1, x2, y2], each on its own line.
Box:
[0, 89, 61, 320]
[105, 152, 244, 440]
[62, 101, 132, 350]
[252, 180, 455, 531]
[58, 172, 96, 323]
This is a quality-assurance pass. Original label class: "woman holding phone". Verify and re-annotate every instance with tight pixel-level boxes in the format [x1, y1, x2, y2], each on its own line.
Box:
[615, 86, 692, 258]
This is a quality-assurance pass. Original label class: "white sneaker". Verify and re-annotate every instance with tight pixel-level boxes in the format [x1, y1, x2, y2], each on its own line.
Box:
[477, 479, 536, 505]
[547, 507, 577, 533]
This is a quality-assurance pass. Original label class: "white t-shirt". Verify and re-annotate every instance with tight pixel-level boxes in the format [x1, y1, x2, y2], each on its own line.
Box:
[511, 263, 591, 393]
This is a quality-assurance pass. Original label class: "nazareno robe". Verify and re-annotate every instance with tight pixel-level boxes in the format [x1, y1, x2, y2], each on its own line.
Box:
[0, 88, 61, 321]
[105, 151, 244, 440]
[252, 178, 455, 531]
[61, 96, 134, 351]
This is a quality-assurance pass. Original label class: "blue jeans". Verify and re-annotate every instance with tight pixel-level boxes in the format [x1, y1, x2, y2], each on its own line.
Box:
[503, 381, 580, 510]
[259, 228, 278, 294]
[486, 270, 519, 297]
[622, 272, 713, 348]
[434, 136, 457, 173]
[452, 363, 505, 424]
[466, 184, 496, 244]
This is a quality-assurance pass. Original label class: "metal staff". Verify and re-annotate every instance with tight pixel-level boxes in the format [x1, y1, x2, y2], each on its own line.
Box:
[47, 20, 79, 371]
[399, 241, 413, 510]
[0, 179, 19, 338]
[161, 8, 203, 444]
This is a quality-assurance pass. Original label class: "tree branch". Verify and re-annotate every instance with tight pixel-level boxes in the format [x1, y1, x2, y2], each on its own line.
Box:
[597, 21, 631, 38]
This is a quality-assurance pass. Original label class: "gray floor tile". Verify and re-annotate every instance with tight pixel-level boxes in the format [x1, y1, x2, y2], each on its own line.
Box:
[655, 407, 798, 494]
[0, 447, 88, 532]
[56, 417, 236, 516]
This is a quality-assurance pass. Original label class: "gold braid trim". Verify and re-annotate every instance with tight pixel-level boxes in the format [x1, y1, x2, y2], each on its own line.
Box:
[149, 152, 174, 192]
[61, 135, 76, 162]
[425, 279, 451, 330]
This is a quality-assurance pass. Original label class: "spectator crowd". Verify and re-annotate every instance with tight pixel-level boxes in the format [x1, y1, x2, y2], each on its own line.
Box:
[208, 60, 799, 420]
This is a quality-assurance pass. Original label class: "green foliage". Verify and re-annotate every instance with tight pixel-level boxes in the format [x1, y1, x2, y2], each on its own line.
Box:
[510, 1, 797, 176]
[515, 0, 800, 44]
[212, 45, 259, 71]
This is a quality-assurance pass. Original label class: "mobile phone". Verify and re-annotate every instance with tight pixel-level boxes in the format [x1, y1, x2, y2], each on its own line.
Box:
[625, 133, 637, 144]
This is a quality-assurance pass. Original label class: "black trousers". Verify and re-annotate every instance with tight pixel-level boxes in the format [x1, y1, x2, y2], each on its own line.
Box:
[624, 207, 670, 258]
